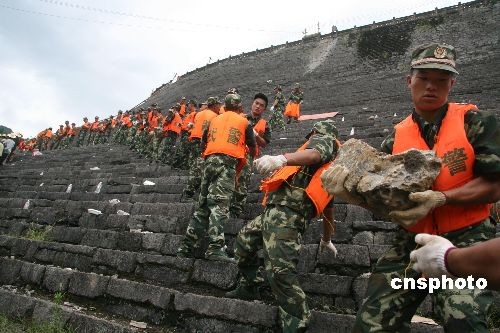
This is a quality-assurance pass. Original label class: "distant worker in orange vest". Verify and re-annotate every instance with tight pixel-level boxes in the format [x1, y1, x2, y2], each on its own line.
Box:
[284, 83, 303, 124]
[158, 105, 182, 164]
[230, 92, 272, 218]
[322, 42, 500, 332]
[178, 97, 187, 117]
[177, 93, 257, 262]
[88, 116, 100, 145]
[226, 120, 340, 333]
[172, 99, 198, 169]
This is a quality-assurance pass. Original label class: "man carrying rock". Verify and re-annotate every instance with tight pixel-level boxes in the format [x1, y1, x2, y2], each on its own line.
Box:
[322, 42, 500, 332]
[226, 120, 339, 333]
[177, 93, 256, 261]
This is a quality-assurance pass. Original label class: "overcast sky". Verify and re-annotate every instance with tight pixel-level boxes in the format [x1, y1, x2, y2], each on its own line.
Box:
[0, 0, 470, 137]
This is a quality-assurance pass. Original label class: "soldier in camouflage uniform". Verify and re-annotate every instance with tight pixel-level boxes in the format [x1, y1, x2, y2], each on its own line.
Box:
[51, 125, 65, 150]
[230, 92, 272, 217]
[77, 117, 91, 147]
[181, 97, 221, 201]
[284, 83, 303, 124]
[322, 43, 499, 333]
[172, 99, 197, 169]
[158, 106, 181, 164]
[268, 85, 286, 131]
[226, 120, 339, 333]
[177, 93, 257, 262]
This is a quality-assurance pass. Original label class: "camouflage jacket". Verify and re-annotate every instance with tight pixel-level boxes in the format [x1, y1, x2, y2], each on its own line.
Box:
[266, 133, 338, 219]
[246, 113, 272, 144]
[381, 103, 500, 175]
[289, 91, 303, 104]
[274, 91, 286, 108]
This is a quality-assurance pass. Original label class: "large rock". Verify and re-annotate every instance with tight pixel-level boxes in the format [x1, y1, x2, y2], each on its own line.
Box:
[331, 139, 441, 219]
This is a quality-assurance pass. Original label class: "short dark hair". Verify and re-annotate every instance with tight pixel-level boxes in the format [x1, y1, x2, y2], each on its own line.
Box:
[253, 93, 268, 108]
[410, 68, 456, 78]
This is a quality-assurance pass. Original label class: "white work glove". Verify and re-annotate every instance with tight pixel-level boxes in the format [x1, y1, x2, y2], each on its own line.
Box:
[320, 165, 363, 205]
[319, 238, 338, 257]
[410, 233, 456, 278]
[388, 190, 446, 228]
[187, 122, 194, 129]
[270, 106, 275, 112]
[253, 129, 259, 137]
[254, 155, 287, 176]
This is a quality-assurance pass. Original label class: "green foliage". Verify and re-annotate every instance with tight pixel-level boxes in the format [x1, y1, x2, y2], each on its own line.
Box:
[24, 223, 53, 241]
[0, 314, 74, 333]
[53, 291, 65, 305]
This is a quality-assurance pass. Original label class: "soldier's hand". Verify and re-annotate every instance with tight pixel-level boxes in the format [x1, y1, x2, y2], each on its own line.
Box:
[254, 155, 287, 176]
[320, 165, 364, 205]
[253, 129, 259, 137]
[410, 233, 456, 277]
[319, 238, 338, 257]
[269, 106, 275, 112]
[388, 191, 446, 228]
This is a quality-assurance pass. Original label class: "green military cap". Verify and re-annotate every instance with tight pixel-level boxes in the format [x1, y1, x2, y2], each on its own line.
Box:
[274, 85, 282, 91]
[224, 93, 242, 109]
[206, 96, 220, 106]
[306, 120, 338, 139]
[410, 42, 458, 74]
[188, 99, 197, 105]
[227, 87, 239, 94]
[294, 83, 300, 89]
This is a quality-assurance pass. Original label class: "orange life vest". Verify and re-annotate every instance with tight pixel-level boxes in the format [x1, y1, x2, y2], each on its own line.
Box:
[203, 111, 248, 159]
[121, 115, 132, 128]
[393, 103, 490, 235]
[163, 112, 182, 135]
[179, 104, 186, 117]
[82, 121, 91, 130]
[45, 129, 53, 138]
[148, 115, 160, 131]
[253, 118, 267, 157]
[181, 111, 196, 132]
[90, 121, 99, 131]
[260, 140, 339, 216]
[190, 109, 218, 139]
[63, 125, 71, 136]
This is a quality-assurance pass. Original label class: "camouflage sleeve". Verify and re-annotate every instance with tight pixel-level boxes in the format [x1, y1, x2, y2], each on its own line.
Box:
[244, 123, 256, 148]
[380, 129, 395, 154]
[306, 134, 338, 164]
[464, 109, 500, 175]
[262, 122, 272, 144]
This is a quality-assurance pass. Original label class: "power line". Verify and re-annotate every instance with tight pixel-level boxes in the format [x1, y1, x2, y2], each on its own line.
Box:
[33, 0, 300, 34]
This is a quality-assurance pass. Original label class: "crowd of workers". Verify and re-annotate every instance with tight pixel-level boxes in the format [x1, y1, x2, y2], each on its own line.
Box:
[3, 42, 499, 333]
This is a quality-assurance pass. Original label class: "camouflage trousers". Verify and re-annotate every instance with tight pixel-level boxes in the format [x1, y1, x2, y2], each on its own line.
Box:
[180, 154, 238, 254]
[134, 130, 149, 155]
[230, 154, 253, 216]
[125, 126, 137, 146]
[172, 131, 191, 169]
[268, 106, 285, 131]
[51, 139, 62, 150]
[158, 132, 178, 164]
[87, 131, 98, 145]
[77, 130, 88, 146]
[182, 139, 204, 198]
[354, 219, 495, 333]
[234, 205, 310, 333]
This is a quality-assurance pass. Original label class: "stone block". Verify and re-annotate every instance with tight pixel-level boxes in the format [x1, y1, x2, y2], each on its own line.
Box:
[318, 244, 370, 267]
[160, 234, 184, 255]
[174, 292, 277, 327]
[368, 245, 392, 261]
[345, 205, 373, 224]
[184, 316, 259, 333]
[43, 266, 73, 292]
[0, 257, 22, 284]
[20, 262, 46, 285]
[106, 278, 175, 308]
[353, 220, 398, 231]
[224, 218, 247, 235]
[93, 248, 137, 273]
[353, 231, 374, 245]
[68, 271, 109, 298]
[308, 311, 355, 333]
[81, 229, 118, 249]
[298, 273, 353, 296]
[0, 289, 36, 318]
[32, 299, 72, 325]
[353, 273, 371, 307]
[116, 232, 143, 252]
[53, 252, 93, 271]
[49, 226, 85, 244]
[142, 233, 165, 252]
[374, 231, 396, 245]
[297, 244, 318, 274]
[192, 259, 239, 289]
